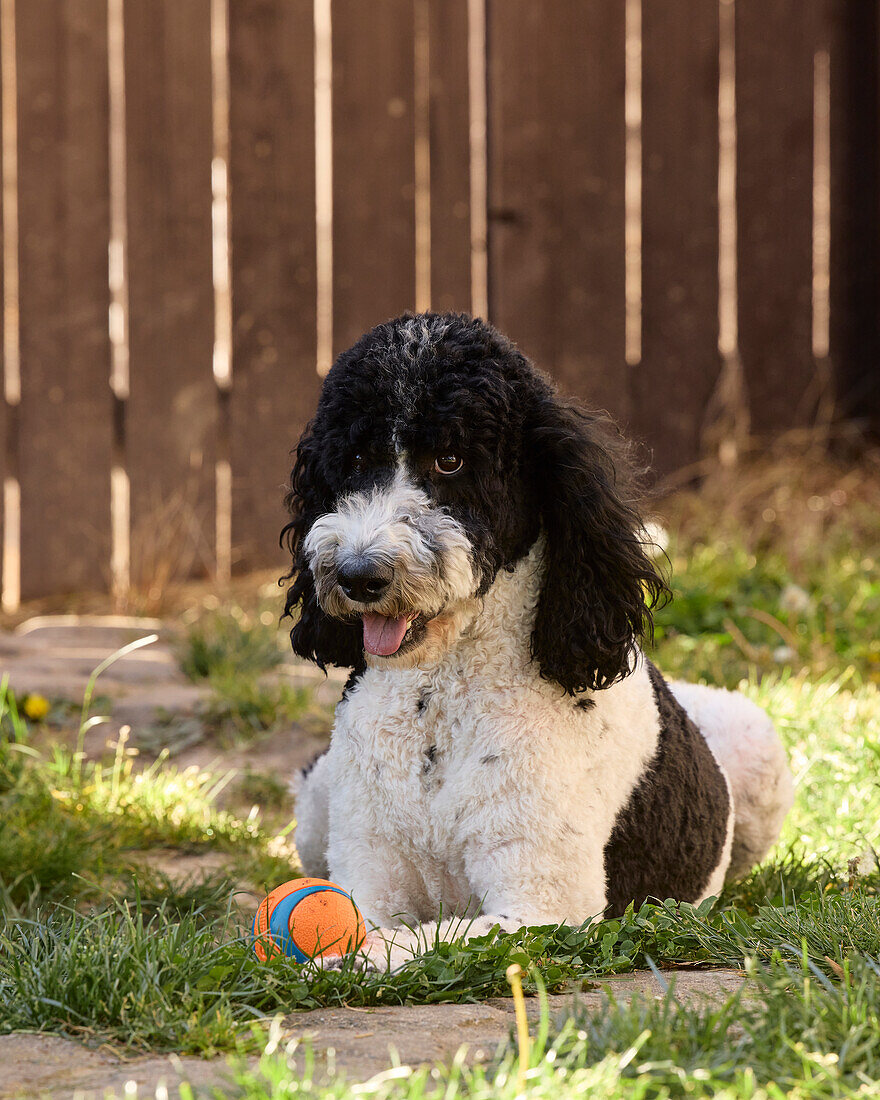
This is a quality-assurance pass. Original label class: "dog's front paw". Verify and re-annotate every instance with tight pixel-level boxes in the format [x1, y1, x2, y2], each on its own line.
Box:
[302, 931, 419, 974]
[305, 946, 379, 974]
[451, 913, 521, 939]
[356, 929, 421, 971]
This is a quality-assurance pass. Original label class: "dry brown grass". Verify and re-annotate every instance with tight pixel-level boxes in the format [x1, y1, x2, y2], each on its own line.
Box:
[654, 424, 880, 567]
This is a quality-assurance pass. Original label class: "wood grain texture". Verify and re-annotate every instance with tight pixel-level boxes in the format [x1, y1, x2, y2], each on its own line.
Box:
[332, 0, 416, 354]
[828, 0, 880, 422]
[487, 0, 627, 418]
[736, 0, 819, 432]
[228, 0, 320, 572]
[15, 0, 112, 597]
[123, 0, 216, 584]
[0, 46, 4, 602]
[636, 0, 720, 472]
[428, 0, 471, 313]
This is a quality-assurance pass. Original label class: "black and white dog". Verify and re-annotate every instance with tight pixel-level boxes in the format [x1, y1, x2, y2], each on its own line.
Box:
[283, 312, 792, 967]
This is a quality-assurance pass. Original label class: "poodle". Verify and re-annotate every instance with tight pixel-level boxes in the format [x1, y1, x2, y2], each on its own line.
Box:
[282, 312, 793, 968]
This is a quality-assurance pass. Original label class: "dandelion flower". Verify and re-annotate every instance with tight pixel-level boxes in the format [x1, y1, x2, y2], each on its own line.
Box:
[22, 692, 50, 721]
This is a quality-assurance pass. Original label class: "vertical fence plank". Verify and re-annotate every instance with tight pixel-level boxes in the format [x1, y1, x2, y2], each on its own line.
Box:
[15, 0, 112, 597]
[123, 0, 215, 585]
[332, 0, 416, 353]
[0, 48, 5, 603]
[736, 0, 819, 433]
[636, 1, 720, 471]
[487, 0, 627, 418]
[828, 1, 880, 422]
[428, 0, 471, 313]
[228, 0, 319, 571]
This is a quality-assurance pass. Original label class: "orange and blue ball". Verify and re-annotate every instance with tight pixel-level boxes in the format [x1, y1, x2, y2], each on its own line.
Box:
[252, 877, 366, 962]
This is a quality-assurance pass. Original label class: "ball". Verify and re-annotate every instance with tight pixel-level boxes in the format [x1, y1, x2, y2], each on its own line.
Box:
[252, 877, 366, 962]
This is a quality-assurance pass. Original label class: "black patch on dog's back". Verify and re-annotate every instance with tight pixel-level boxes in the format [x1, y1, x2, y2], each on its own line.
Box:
[602, 663, 730, 916]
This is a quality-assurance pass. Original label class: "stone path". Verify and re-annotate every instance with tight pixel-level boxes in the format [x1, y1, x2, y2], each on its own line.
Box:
[0, 615, 343, 786]
[0, 970, 745, 1099]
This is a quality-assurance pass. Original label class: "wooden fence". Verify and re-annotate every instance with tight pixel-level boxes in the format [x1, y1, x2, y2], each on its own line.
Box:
[0, 0, 877, 605]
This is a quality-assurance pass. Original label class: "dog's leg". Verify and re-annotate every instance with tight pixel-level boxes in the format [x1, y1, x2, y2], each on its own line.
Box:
[292, 751, 331, 879]
[353, 912, 520, 970]
[467, 835, 608, 929]
[348, 840, 608, 971]
[671, 681, 794, 879]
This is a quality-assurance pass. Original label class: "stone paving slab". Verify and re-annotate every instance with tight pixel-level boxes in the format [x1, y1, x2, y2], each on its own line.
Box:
[285, 969, 745, 1082]
[0, 1033, 232, 1100]
[0, 969, 745, 1099]
[1, 617, 347, 709]
[1, 619, 187, 709]
[1, 616, 343, 767]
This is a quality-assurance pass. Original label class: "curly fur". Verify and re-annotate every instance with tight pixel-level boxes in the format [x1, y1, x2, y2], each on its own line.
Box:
[282, 433, 364, 671]
[281, 312, 793, 969]
[283, 312, 668, 689]
[527, 396, 668, 692]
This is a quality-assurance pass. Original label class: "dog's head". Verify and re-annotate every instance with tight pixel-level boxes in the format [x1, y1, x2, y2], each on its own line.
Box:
[282, 312, 667, 691]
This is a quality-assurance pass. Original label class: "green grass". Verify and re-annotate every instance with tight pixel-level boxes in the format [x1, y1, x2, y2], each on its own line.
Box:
[2, 884, 878, 1053]
[221, 953, 880, 1099]
[0, 677, 297, 910]
[177, 608, 287, 683]
[753, 675, 880, 862]
[175, 607, 320, 743]
[1, 482, 879, 1096]
[200, 673, 314, 743]
[653, 486, 880, 689]
[235, 769, 292, 813]
[4, 887, 880, 1099]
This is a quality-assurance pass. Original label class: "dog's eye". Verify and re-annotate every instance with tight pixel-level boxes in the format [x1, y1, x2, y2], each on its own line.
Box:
[434, 453, 463, 475]
[351, 452, 363, 472]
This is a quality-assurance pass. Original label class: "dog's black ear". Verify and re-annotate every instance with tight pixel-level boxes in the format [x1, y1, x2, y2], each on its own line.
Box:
[527, 393, 668, 694]
[280, 429, 363, 671]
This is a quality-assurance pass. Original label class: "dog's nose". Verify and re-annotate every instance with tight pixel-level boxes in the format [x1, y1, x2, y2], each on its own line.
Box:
[337, 562, 393, 604]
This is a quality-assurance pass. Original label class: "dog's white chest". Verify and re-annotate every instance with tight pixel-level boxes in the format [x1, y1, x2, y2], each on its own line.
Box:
[331, 651, 658, 873]
[336, 665, 504, 854]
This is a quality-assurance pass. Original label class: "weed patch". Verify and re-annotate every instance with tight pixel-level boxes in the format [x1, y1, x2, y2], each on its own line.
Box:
[0, 677, 296, 910]
[177, 608, 286, 683]
[201, 675, 313, 742]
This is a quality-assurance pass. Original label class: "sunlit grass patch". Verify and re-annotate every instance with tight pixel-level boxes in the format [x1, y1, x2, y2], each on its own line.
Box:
[0, 676, 297, 910]
[177, 607, 287, 684]
[653, 439, 880, 689]
[654, 537, 880, 687]
[201, 673, 314, 743]
[747, 674, 880, 862]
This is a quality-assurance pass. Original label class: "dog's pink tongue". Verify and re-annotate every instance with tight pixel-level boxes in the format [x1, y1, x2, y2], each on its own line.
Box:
[362, 613, 408, 656]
